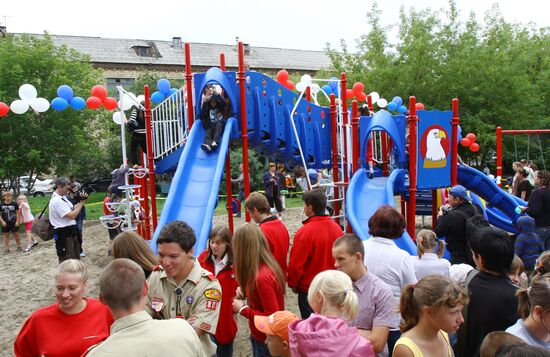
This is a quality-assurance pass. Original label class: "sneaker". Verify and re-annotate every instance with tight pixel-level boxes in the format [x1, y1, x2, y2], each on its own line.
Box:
[3, 248, 9, 254]
[80, 252, 86, 257]
[211, 141, 218, 149]
[201, 144, 212, 152]
[24, 245, 33, 252]
[32, 241, 39, 247]
[16, 246, 23, 252]
[368, 172, 374, 179]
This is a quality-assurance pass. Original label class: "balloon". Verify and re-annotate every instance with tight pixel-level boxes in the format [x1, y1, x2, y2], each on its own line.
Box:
[157, 79, 171, 95]
[461, 138, 471, 147]
[112, 111, 124, 125]
[168, 88, 178, 97]
[136, 95, 145, 104]
[300, 74, 312, 84]
[329, 77, 339, 90]
[103, 97, 118, 110]
[296, 82, 306, 92]
[352, 82, 364, 95]
[57, 85, 74, 101]
[0, 102, 9, 117]
[70, 97, 86, 110]
[51, 97, 69, 111]
[118, 96, 134, 111]
[387, 101, 398, 111]
[310, 83, 320, 94]
[321, 85, 332, 95]
[30, 98, 50, 113]
[466, 133, 476, 143]
[470, 142, 480, 152]
[86, 96, 102, 110]
[151, 91, 165, 104]
[398, 105, 407, 113]
[284, 80, 295, 90]
[392, 96, 403, 106]
[356, 92, 367, 101]
[18, 84, 38, 102]
[377, 98, 388, 108]
[276, 70, 289, 83]
[345, 89, 354, 98]
[415, 102, 425, 110]
[369, 92, 380, 103]
[91, 85, 108, 99]
[10, 100, 29, 114]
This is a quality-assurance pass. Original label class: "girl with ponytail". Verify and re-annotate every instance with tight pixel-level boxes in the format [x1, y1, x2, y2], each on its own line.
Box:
[506, 273, 550, 350]
[413, 229, 451, 280]
[288, 270, 375, 357]
[394, 275, 468, 357]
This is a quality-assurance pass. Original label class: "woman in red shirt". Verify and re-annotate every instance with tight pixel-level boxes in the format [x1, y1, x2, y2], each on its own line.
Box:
[198, 225, 238, 357]
[14, 259, 113, 357]
[232, 223, 285, 357]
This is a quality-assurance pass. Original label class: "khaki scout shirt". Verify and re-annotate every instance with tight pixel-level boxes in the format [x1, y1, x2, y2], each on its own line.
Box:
[85, 311, 205, 356]
[145, 258, 221, 356]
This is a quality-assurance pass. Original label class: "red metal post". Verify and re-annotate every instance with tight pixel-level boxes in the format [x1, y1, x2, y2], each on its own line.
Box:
[432, 189, 438, 228]
[407, 96, 418, 238]
[238, 42, 251, 222]
[220, 53, 226, 70]
[351, 100, 360, 174]
[306, 86, 311, 102]
[219, 52, 234, 233]
[451, 98, 459, 186]
[367, 95, 373, 112]
[340, 73, 349, 181]
[140, 150, 151, 240]
[330, 94, 340, 221]
[184, 43, 194, 131]
[496, 126, 503, 186]
[382, 132, 389, 176]
[143, 85, 158, 230]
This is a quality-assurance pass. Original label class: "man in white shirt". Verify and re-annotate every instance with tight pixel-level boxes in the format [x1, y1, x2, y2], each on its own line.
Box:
[48, 177, 87, 263]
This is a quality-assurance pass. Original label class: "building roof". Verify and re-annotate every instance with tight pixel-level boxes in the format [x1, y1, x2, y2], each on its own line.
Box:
[22, 33, 332, 72]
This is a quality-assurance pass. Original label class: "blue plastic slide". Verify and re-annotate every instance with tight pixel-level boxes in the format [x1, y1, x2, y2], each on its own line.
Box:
[151, 118, 236, 256]
[457, 165, 523, 233]
[346, 168, 417, 254]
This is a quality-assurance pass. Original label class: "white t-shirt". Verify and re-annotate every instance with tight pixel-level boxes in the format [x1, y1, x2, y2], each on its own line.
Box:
[48, 192, 75, 229]
[411, 253, 451, 280]
[506, 318, 550, 350]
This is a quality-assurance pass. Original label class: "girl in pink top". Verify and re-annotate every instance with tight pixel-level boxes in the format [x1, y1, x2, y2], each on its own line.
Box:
[17, 195, 38, 252]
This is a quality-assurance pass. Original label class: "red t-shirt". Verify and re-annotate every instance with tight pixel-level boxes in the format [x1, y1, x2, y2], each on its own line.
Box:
[259, 216, 290, 279]
[288, 215, 343, 292]
[14, 298, 113, 357]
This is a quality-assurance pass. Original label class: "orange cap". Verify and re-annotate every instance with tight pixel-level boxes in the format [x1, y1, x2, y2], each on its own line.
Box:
[254, 311, 300, 342]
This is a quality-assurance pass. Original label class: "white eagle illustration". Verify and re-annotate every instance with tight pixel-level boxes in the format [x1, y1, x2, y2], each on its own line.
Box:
[424, 128, 447, 168]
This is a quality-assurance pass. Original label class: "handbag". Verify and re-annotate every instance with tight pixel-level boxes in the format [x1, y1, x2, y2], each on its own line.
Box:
[31, 201, 54, 241]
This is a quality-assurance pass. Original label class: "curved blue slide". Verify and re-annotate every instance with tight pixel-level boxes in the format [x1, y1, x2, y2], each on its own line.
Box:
[151, 118, 236, 256]
[347, 168, 417, 255]
[457, 165, 523, 233]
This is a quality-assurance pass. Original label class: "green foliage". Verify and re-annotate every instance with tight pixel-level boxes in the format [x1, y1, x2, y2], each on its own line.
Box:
[325, 1, 550, 174]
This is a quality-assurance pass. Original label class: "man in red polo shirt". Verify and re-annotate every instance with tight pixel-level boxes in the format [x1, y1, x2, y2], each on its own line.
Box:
[244, 192, 290, 278]
[288, 188, 343, 318]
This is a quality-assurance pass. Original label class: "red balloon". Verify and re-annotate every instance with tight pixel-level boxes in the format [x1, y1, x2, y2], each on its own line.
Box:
[0, 102, 9, 117]
[352, 82, 364, 95]
[103, 97, 118, 110]
[466, 133, 477, 143]
[356, 92, 367, 101]
[86, 96, 102, 110]
[346, 89, 355, 98]
[470, 142, 480, 152]
[461, 138, 471, 147]
[415, 102, 425, 110]
[91, 85, 108, 100]
[285, 80, 295, 90]
[276, 70, 289, 84]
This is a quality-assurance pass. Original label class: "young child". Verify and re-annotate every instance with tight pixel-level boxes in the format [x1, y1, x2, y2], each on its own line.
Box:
[254, 311, 300, 357]
[1, 191, 21, 253]
[533, 251, 550, 279]
[288, 270, 375, 356]
[17, 195, 38, 252]
[509, 254, 529, 288]
[514, 215, 544, 273]
[413, 229, 451, 280]
[394, 275, 469, 357]
[200, 87, 228, 153]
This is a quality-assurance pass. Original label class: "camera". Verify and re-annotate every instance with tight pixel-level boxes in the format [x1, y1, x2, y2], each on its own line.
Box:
[73, 185, 93, 201]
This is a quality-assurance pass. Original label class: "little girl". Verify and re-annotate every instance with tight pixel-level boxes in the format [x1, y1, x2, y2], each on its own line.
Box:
[17, 195, 38, 252]
[288, 270, 375, 357]
[413, 229, 450, 280]
[394, 275, 469, 357]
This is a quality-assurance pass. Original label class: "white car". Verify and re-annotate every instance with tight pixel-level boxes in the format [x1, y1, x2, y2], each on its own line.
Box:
[20, 176, 55, 197]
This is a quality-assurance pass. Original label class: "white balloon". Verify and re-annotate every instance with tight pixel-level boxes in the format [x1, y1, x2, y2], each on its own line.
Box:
[300, 74, 312, 85]
[10, 100, 29, 114]
[112, 111, 124, 125]
[377, 98, 388, 108]
[369, 92, 380, 103]
[118, 98, 133, 111]
[296, 82, 306, 92]
[310, 83, 321, 94]
[30, 98, 50, 113]
[136, 95, 145, 104]
[19, 84, 38, 102]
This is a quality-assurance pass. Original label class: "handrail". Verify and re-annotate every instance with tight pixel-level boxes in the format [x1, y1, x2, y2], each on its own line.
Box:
[151, 85, 188, 160]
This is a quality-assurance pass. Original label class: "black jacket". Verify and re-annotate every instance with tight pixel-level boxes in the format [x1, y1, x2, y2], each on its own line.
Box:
[526, 187, 550, 227]
[435, 201, 478, 266]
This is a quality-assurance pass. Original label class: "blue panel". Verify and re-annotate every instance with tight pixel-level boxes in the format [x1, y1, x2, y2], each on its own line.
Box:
[155, 146, 184, 174]
[194, 69, 238, 116]
[360, 110, 407, 169]
[416, 110, 452, 190]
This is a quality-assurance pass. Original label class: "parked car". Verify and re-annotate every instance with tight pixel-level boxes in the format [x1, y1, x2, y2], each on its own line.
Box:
[84, 176, 112, 193]
[20, 176, 55, 197]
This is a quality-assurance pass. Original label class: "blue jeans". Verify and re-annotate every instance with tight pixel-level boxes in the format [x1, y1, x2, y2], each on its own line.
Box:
[535, 226, 550, 250]
[387, 330, 402, 357]
[236, 190, 244, 217]
[211, 335, 233, 357]
[250, 337, 271, 357]
[298, 291, 313, 319]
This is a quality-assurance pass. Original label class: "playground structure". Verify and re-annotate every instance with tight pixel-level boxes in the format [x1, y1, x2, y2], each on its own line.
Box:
[495, 127, 549, 178]
[123, 41, 530, 256]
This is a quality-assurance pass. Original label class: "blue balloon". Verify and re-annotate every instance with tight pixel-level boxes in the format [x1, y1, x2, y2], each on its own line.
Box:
[70, 97, 86, 110]
[329, 77, 339, 91]
[392, 96, 403, 106]
[387, 101, 398, 111]
[57, 85, 74, 101]
[398, 105, 407, 114]
[51, 97, 68, 111]
[321, 85, 332, 95]
[157, 79, 171, 95]
[168, 88, 178, 97]
[151, 91, 165, 104]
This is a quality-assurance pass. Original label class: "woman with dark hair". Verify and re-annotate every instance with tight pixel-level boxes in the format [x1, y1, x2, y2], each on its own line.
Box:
[521, 170, 550, 250]
[362, 205, 417, 356]
[516, 169, 533, 202]
[112, 231, 158, 278]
